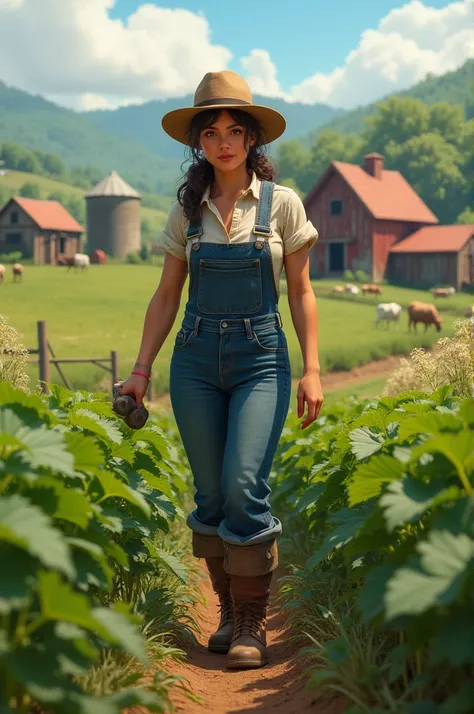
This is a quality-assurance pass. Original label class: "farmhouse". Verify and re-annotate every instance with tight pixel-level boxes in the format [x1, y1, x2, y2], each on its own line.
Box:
[0, 197, 84, 264]
[304, 153, 474, 289]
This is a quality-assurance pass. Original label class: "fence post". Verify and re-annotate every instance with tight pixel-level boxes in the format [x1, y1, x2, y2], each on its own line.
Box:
[111, 350, 119, 389]
[37, 320, 50, 394]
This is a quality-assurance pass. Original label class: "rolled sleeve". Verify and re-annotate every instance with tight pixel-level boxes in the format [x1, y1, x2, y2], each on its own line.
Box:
[156, 200, 187, 261]
[282, 190, 318, 256]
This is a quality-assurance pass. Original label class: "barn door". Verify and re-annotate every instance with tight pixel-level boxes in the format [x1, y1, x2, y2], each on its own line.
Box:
[329, 243, 344, 272]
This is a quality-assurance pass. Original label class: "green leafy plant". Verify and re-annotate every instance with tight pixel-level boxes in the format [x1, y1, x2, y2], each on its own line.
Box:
[273, 387, 474, 713]
[0, 382, 193, 713]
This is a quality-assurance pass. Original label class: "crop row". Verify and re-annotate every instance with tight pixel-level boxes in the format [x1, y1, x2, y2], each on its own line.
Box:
[0, 382, 193, 713]
[272, 386, 474, 714]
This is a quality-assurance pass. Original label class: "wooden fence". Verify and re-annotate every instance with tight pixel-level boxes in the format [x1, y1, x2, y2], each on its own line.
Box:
[21, 320, 153, 399]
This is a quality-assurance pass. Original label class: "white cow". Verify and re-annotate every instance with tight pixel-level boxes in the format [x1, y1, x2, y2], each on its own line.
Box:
[0, 264, 5, 283]
[73, 253, 90, 271]
[376, 302, 402, 329]
[345, 284, 359, 296]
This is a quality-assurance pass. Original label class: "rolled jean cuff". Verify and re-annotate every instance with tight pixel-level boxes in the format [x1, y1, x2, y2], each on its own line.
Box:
[218, 517, 282, 546]
[186, 509, 220, 537]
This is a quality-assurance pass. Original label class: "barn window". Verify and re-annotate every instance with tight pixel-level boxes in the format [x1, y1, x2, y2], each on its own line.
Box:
[10, 211, 19, 224]
[330, 199, 343, 216]
[5, 232, 22, 245]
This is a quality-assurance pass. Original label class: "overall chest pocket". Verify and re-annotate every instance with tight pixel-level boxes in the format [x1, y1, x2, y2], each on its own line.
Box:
[197, 259, 262, 314]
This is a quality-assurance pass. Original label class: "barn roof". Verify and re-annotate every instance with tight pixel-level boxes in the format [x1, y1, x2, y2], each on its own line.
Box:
[9, 197, 84, 232]
[85, 170, 141, 199]
[305, 160, 439, 224]
[390, 225, 474, 253]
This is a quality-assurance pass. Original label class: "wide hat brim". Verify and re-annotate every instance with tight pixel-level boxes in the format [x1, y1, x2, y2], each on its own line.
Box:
[161, 103, 286, 146]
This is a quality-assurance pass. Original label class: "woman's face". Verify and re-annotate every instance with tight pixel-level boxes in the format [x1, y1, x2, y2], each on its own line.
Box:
[198, 110, 255, 173]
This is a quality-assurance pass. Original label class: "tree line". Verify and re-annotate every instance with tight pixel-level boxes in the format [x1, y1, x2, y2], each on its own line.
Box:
[276, 97, 474, 225]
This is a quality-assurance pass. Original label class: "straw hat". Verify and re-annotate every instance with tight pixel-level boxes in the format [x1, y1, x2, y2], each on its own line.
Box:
[161, 70, 286, 146]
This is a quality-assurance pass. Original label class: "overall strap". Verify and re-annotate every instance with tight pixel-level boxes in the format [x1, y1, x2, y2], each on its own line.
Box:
[186, 218, 203, 241]
[253, 180, 275, 237]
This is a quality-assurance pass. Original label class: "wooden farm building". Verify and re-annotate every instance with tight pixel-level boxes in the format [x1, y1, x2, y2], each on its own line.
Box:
[304, 153, 474, 289]
[0, 197, 84, 264]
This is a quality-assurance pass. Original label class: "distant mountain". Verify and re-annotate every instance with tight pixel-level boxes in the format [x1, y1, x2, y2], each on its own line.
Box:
[314, 59, 474, 139]
[0, 81, 180, 194]
[83, 95, 344, 160]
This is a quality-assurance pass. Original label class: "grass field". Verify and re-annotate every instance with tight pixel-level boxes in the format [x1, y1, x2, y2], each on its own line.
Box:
[2, 264, 469, 395]
[0, 170, 168, 236]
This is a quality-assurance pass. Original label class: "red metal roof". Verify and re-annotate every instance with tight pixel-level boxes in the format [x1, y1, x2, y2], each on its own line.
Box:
[390, 225, 474, 253]
[12, 197, 84, 232]
[305, 160, 439, 224]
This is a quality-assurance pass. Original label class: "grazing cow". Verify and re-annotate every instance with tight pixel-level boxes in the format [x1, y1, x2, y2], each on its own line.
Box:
[0, 264, 5, 283]
[56, 253, 75, 267]
[345, 284, 359, 295]
[362, 283, 382, 295]
[12, 263, 23, 282]
[408, 301, 442, 332]
[433, 287, 455, 298]
[376, 302, 402, 329]
[464, 305, 474, 319]
[72, 253, 90, 271]
[332, 285, 344, 293]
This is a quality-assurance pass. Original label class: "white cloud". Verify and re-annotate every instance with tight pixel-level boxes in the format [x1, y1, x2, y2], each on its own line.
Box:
[240, 50, 285, 99]
[288, 0, 474, 107]
[0, 0, 472, 111]
[0, 0, 232, 109]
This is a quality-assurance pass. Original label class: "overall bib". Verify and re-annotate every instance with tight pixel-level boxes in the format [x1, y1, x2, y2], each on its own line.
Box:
[169, 180, 291, 547]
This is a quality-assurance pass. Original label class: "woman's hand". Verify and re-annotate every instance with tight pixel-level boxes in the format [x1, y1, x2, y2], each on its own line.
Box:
[119, 374, 149, 407]
[297, 369, 323, 429]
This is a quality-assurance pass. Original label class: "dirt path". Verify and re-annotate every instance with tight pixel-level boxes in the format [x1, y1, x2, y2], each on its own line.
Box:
[167, 569, 345, 714]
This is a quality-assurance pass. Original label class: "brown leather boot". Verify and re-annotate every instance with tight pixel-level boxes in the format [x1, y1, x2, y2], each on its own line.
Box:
[192, 533, 234, 654]
[223, 539, 278, 670]
[205, 557, 234, 653]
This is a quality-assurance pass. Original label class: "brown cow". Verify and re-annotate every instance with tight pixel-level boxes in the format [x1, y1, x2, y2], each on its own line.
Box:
[12, 263, 23, 282]
[0, 264, 5, 283]
[362, 283, 382, 295]
[408, 301, 442, 332]
[332, 285, 345, 293]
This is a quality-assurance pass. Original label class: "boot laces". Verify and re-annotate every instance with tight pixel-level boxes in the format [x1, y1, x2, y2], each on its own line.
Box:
[233, 601, 266, 639]
[218, 594, 234, 626]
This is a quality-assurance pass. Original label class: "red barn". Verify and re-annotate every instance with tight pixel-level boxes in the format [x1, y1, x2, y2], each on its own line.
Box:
[304, 153, 439, 282]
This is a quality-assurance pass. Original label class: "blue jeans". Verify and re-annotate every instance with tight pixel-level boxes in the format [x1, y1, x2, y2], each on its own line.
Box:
[169, 312, 291, 546]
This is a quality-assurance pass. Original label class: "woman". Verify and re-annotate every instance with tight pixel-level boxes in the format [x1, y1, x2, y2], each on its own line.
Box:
[120, 70, 323, 670]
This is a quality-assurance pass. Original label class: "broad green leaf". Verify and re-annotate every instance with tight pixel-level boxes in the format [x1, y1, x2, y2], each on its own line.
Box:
[458, 398, 474, 426]
[413, 432, 474, 476]
[386, 531, 474, 619]
[380, 477, 461, 531]
[349, 427, 384, 460]
[358, 565, 397, 622]
[92, 607, 147, 664]
[348, 454, 404, 506]
[68, 537, 113, 590]
[147, 544, 189, 584]
[351, 410, 389, 432]
[111, 439, 135, 465]
[0, 495, 74, 578]
[431, 610, 474, 665]
[64, 432, 104, 472]
[307, 509, 368, 568]
[0, 383, 48, 415]
[69, 409, 122, 445]
[139, 471, 175, 500]
[38, 571, 110, 639]
[2, 646, 67, 703]
[0, 408, 74, 475]
[94, 471, 150, 516]
[398, 412, 462, 442]
[296, 483, 326, 512]
[0, 549, 36, 614]
[132, 425, 170, 459]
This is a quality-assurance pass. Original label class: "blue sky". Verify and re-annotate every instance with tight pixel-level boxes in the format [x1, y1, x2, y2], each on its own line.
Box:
[0, 1, 471, 110]
[110, 0, 454, 90]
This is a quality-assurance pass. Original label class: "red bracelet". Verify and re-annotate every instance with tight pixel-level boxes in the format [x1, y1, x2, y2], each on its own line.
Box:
[131, 370, 150, 381]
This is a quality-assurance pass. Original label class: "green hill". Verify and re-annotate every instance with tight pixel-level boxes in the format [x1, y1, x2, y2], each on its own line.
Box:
[0, 170, 168, 238]
[83, 94, 343, 161]
[0, 81, 181, 195]
[314, 59, 474, 139]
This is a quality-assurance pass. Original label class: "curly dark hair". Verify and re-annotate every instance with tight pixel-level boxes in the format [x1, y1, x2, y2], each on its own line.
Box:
[177, 108, 276, 222]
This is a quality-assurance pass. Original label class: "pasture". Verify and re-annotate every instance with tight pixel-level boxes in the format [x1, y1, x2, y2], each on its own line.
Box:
[0, 264, 468, 394]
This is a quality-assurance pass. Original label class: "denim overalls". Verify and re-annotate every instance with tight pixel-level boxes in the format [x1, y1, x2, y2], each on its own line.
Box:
[169, 181, 291, 547]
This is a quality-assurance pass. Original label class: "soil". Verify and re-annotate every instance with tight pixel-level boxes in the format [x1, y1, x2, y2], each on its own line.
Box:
[167, 569, 346, 714]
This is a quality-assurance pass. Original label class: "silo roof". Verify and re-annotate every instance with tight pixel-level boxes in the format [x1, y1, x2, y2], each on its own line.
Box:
[85, 170, 141, 199]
